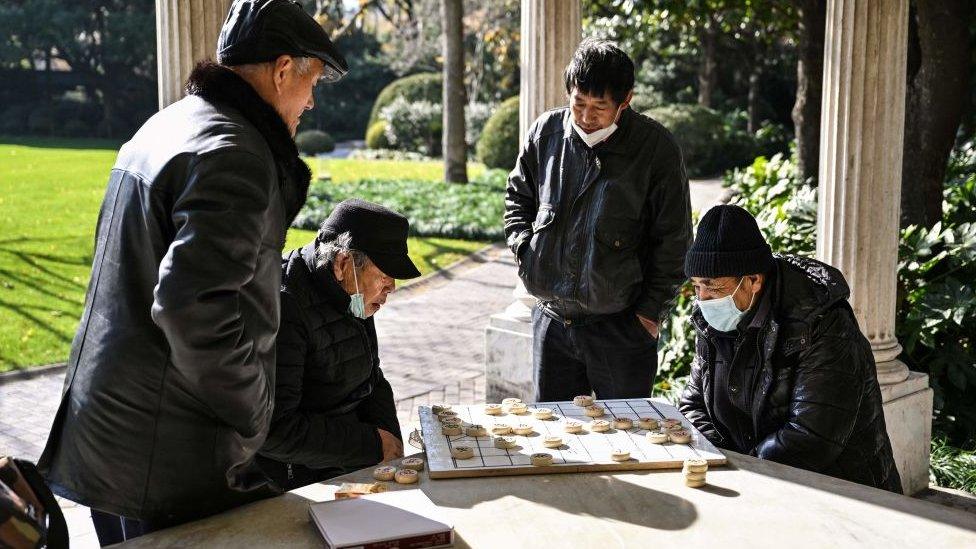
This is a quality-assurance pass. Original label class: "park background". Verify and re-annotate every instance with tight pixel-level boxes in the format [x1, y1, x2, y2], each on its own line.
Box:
[1, 0, 974, 496]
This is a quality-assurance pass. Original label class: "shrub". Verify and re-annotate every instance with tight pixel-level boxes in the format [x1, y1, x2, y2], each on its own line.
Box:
[379, 97, 442, 156]
[0, 104, 33, 134]
[365, 121, 391, 150]
[645, 104, 726, 178]
[293, 169, 508, 241]
[367, 72, 442, 129]
[347, 148, 432, 162]
[465, 101, 497, 148]
[295, 130, 336, 155]
[644, 104, 790, 178]
[476, 96, 520, 170]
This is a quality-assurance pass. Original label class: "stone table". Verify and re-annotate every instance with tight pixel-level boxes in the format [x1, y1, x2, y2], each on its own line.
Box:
[118, 451, 976, 548]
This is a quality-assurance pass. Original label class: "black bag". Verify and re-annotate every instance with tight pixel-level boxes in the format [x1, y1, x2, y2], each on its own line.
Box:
[0, 457, 67, 549]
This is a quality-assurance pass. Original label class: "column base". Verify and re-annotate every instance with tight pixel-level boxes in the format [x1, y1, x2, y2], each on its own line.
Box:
[880, 371, 933, 495]
[484, 311, 535, 403]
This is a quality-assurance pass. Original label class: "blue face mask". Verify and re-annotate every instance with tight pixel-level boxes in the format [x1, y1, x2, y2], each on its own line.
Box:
[697, 277, 751, 332]
[348, 261, 367, 319]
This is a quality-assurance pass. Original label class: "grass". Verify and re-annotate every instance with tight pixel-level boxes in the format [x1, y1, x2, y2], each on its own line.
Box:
[308, 157, 485, 183]
[0, 137, 487, 371]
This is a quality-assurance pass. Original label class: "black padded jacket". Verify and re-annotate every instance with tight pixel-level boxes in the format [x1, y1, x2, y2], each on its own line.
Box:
[679, 255, 903, 493]
[257, 243, 401, 491]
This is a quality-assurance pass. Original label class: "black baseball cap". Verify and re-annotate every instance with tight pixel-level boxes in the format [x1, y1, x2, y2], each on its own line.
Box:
[217, 0, 348, 82]
[318, 199, 422, 280]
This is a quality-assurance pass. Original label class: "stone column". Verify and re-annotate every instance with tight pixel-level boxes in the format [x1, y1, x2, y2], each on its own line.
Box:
[484, 0, 581, 403]
[156, 0, 234, 109]
[816, 0, 932, 494]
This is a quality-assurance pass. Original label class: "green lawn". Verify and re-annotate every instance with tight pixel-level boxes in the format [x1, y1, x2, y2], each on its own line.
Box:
[0, 137, 487, 371]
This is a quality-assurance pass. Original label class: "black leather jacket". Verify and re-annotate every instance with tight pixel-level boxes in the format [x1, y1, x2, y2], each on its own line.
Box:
[258, 244, 401, 491]
[679, 255, 903, 493]
[504, 107, 692, 322]
[38, 62, 311, 522]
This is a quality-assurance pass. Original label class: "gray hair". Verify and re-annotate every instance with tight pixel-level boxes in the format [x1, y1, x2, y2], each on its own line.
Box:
[231, 55, 313, 79]
[317, 231, 369, 270]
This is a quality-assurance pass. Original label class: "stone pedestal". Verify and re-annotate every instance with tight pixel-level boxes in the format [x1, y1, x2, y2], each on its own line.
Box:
[817, 0, 931, 494]
[156, 0, 234, 109]
[484, 306, 535, 403]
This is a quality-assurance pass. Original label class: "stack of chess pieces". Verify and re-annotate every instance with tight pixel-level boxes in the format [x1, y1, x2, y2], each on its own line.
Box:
[683, 458, 709, 488]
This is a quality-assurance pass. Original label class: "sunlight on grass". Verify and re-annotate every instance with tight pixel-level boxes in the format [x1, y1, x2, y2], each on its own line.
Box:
[306, 157, 485, 183]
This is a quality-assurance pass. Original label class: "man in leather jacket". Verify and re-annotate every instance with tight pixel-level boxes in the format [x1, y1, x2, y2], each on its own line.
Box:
[679, 205, 902, 492]
[505, 39, 692, 401]
[37, 0, 349, 543]
[257, 199, 420, 491]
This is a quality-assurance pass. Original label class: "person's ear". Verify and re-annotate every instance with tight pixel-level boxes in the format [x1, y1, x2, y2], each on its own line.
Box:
[748, 274, 764, 296]
[619, 89, 634, 112]
[271, 54, 293, 93]
[332, 251, 348, 282]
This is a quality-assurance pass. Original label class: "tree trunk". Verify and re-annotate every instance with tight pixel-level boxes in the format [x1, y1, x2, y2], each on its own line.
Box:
[791, 0, 826, 185]
[697, 15, 718, 108]
[441, 0, 468, 183]
[747, 41, 763, 133]
[901, 0, 973, 228]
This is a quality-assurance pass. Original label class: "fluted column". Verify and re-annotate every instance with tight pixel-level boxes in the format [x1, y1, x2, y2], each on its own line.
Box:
[519, 0, 582, 142]
[156, 0, 234, 109]
[508, 0, 582, 319]
[816, 0, 909, 384]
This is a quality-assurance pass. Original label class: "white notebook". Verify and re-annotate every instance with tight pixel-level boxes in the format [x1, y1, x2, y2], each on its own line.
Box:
[308, 489, 454, 549]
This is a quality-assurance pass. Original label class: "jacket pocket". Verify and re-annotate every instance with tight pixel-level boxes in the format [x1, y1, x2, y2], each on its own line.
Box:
[591, 224, 643, 299]
[519, 205, 556, 295]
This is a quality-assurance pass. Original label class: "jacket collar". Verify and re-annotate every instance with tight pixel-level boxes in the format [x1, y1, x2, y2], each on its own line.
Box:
[300, 242, 352, 312]
[561, 106, 637, 154]
[184, 61, 311, 224]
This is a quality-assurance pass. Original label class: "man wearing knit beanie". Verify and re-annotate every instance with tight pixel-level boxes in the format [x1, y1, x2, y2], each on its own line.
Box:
[679, 205, 902, 493]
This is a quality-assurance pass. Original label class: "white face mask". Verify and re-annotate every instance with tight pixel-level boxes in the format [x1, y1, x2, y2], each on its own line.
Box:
[348, 260, 367, 319]
[697, 277, 754, 333]
[571, 119, 618, 148]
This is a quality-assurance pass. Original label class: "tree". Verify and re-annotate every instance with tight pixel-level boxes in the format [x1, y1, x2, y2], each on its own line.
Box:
[791, 0, 825, 184]
[901, 0, 974, 228]
[441, 0, 467, 183]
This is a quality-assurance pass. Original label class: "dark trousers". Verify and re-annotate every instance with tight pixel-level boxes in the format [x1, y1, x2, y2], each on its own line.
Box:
[90, 509, 171, 546]
[532, 308, 658, 401]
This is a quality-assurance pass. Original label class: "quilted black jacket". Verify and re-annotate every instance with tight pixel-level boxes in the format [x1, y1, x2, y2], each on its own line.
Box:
[679, 255, 903, 492]
[257, 243, 401, 491]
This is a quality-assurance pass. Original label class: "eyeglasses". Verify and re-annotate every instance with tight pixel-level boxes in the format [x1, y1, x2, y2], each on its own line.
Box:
[318, 62, 345, 83]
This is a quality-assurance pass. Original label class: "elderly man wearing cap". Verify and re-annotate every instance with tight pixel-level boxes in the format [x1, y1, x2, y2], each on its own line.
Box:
[256, 199, 421, 490]
[678, 205, 902, 492]
[37, 0, 348, 543]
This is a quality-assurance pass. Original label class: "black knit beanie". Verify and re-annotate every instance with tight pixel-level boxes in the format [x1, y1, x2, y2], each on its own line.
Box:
[684, 204, 774, 278]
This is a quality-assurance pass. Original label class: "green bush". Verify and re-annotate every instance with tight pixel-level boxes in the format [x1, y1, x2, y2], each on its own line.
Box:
[930, 436, 976, 493]
[293, 169, 508, 240]
[295, 130, 335, 155]
[477, 96, 520, 170]
[366, 121, 391, 150]
[644, 104, 789, 178]
[379, 97, 442, 156]
[367, 72, 442, 130]
[645, 104, 726, 178]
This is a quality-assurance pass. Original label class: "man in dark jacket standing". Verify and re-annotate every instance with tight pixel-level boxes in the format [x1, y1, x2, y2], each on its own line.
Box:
[505, 39, 692, 401]
[37, 0, 348, 543]
[257, 199, 420, 491]
[679, 205, 902, 492]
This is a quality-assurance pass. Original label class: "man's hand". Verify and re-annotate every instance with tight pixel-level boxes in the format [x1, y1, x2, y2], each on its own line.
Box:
[636, 314, 660, 339]
[377, 428, 404, 462]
